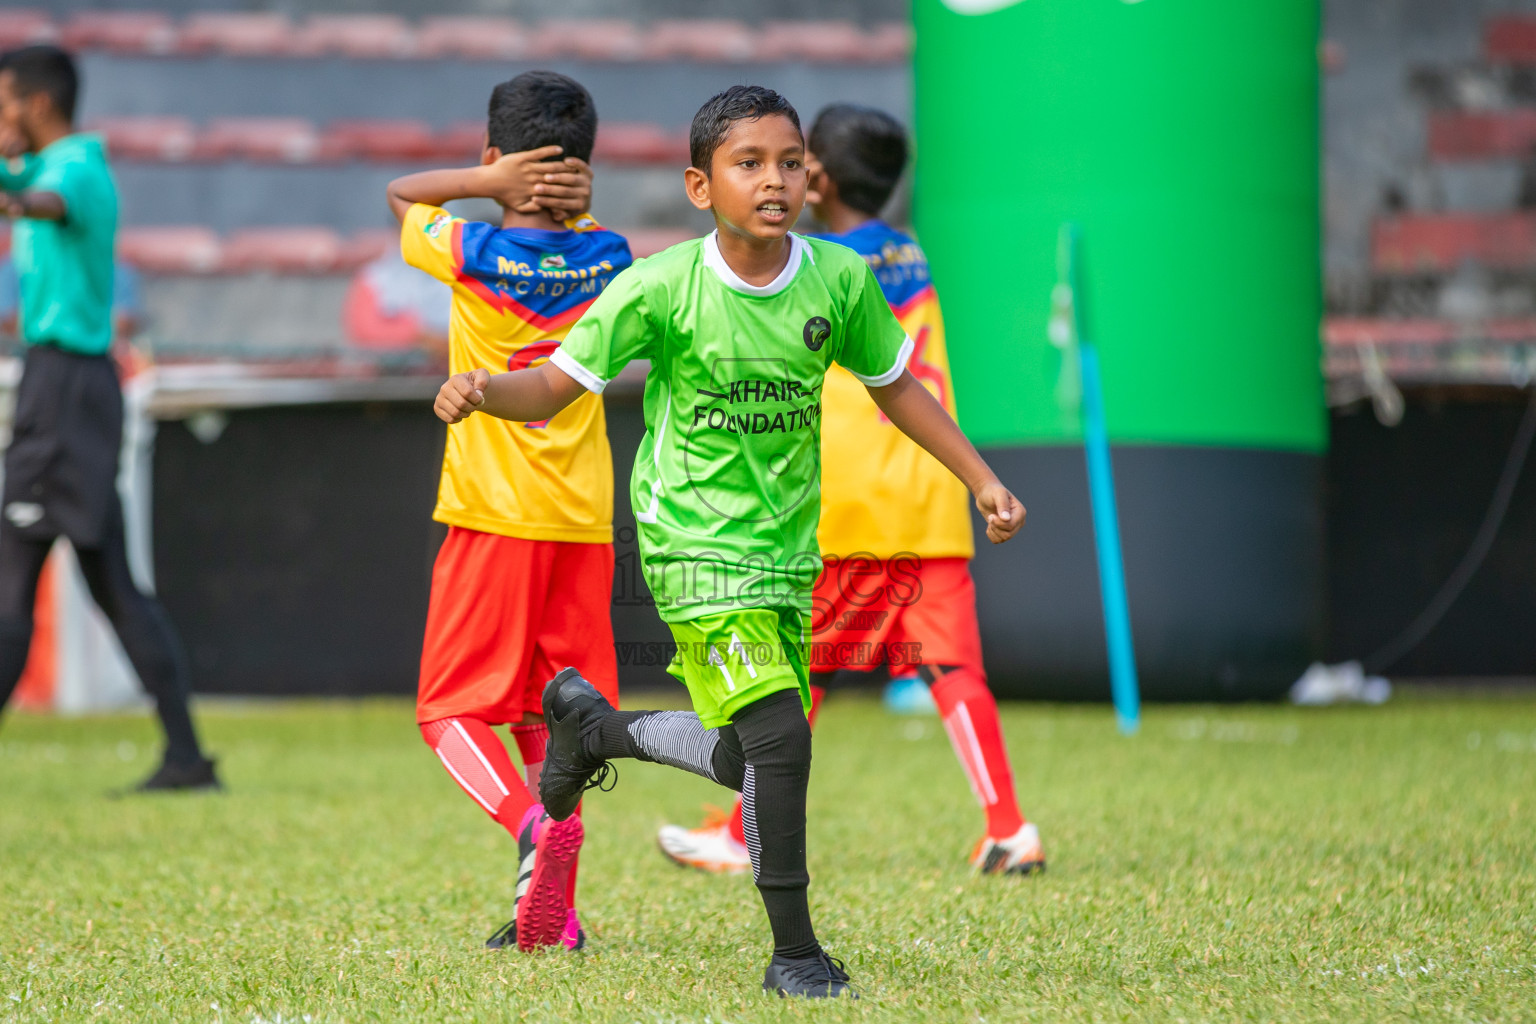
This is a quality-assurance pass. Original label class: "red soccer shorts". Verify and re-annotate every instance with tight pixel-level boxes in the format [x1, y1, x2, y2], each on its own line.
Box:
[807, 555, 984, 677]
[417, 527, 619, 724]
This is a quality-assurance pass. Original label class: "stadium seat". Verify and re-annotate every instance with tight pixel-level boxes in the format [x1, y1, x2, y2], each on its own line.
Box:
[324, 120, 439, 163]
[177, 13, 294, 57]
[117, 226, 223, 275]
[757, 21, 869, 63]
[338, 229, 399, 272]
[592, 123, 689, 165]
[1371, 213, 1536, 273]
[90, 117, 197, 162]
[417, 17, 530, 60]
[1486, 15, 1536, 63]
[436, 122, 488, 162]
[535, 20, 644, 61]
[291, 15, 416, 59]
[1427, 110, 1536, 159]
[195, 118, 321, 163]
[60, 11, 177, 55]
[0, 10, 57, 49]
[221, 228, 345, 274]
[626, 228, 696, 259]
[640, 20, 755, 62]
[863, 22, 913, 62]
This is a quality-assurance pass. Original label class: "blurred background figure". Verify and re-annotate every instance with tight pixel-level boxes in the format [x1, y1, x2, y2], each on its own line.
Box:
[0, 44, 217, 790]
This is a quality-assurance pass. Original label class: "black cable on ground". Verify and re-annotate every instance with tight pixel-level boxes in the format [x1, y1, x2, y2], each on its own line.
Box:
[1365, 386, 1536, 673]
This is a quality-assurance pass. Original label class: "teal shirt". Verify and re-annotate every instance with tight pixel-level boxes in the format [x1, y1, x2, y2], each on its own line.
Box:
[0, 133, 117, 355]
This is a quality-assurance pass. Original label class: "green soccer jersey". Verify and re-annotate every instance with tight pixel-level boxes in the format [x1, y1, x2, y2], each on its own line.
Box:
[0, 134, 118, 356]
[553, 230, 912, 623]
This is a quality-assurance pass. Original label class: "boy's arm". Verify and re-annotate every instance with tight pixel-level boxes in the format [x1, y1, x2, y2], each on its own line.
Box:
[0, 191, 65, 222]
[386, 145, 593, 223]
[866, 370, 1025, 544]
[434, 362, 587, 425]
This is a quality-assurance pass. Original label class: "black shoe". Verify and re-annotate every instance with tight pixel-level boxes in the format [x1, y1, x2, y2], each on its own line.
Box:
[539, 667, 617, 821]
[484, 918, 517, 950]
[763, 949, 857, 999]
[126, 756, 221, 794]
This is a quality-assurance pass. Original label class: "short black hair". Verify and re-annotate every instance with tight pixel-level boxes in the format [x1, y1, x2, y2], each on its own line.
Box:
[689, 85, 801, 174]
[808, 104, 908, 216]
[487, 70, 596, 163]
[0, 45, 79, 123]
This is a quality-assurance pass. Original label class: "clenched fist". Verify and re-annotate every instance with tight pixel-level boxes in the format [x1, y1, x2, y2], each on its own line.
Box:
[435, 368, 491, 424]
[974, 481, 1026, 544]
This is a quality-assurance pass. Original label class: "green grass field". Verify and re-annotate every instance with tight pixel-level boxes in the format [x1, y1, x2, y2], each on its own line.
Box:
[2, 691, 1534, 1023]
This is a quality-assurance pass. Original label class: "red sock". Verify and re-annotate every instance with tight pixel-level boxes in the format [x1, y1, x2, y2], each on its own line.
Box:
[421, 717, 535, 838]
[512, 721, 549, 792]
[930, 669, 1025, 837]
[510, 721, 582, 905]
[728, 684, 825, 844]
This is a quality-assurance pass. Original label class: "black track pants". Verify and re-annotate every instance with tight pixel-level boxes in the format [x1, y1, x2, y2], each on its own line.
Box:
[0, 511, 204, 765]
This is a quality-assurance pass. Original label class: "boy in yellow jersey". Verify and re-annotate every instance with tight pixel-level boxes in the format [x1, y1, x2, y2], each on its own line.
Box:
[386, 71, 630, 952]
[656, 104, 1045, 877]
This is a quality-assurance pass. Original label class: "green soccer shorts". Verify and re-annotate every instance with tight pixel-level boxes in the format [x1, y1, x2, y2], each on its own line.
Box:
[666, 607, 810, 729]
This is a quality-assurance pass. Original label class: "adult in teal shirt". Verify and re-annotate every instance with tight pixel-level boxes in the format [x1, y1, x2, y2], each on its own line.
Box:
[0, 45, 217, 791]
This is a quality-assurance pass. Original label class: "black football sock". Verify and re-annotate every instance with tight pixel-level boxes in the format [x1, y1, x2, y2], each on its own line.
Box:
[733, 689, 820, 960]
[584, 709, 745, 787]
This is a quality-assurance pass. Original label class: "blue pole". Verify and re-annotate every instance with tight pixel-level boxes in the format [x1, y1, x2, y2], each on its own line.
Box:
[1066, 227, 1141, 734]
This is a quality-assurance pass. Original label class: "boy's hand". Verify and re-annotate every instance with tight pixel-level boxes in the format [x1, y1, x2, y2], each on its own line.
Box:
[435, 368, 490, 424]
[480, 145, 593, 217]
[974, 481, 1025, 544]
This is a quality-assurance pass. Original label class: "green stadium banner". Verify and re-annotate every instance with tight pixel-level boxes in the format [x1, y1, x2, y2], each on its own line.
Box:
[913, 0, 1324, 454]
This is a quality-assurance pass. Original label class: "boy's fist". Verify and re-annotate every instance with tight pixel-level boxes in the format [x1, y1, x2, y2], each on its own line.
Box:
[435, 368, 490, 424]
[975, 481, 1025, 544]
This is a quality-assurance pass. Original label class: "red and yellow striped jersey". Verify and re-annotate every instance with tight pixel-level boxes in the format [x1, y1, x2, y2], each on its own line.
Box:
[402, 203, 632, 542]
[815, 221, 974, 560]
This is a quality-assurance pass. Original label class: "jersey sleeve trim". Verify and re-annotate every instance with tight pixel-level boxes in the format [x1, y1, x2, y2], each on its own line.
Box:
[845, 334, 914, 388]
[550, 346, 609, 394]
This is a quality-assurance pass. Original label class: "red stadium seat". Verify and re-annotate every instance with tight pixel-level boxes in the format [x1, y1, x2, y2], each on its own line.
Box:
[863, 22, 913, 62]
[0, 10, 57, 50]
[757, 21, 869, 63]
[534, 20, 643, 61]
[435, 122, 488, 161]
[417, 17, 530, 60]
[90, 117, 197, 162]
[1486, 16, 1536, 63]
[195, 119, 322, 163]
[1427, 110, 1536, 159]
[338, 229, 399, 272]
[118, 226, 223, 275]
[592, 123, 689, 165]
[625, 228, 696, 259]
[178, 13, 294, 57]
[60, 11, 177, 55]
[292, 15, 416, 59]
[640, 20, 755, 62]
[324, 120, 439, 162]
[1371, 213, 1536, 273]
[222, 228, 345, 274]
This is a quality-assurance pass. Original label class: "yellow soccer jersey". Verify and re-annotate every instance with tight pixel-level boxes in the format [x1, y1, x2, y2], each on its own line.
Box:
[402, 203, 633, 542]
[816, 222, 975, 560]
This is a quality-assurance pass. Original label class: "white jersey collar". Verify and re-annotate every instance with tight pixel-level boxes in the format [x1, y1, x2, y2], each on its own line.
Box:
[702, 230, 810, 297]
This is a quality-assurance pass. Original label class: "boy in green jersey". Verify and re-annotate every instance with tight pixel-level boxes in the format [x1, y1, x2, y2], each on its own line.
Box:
[433, 85, 1024, 998]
